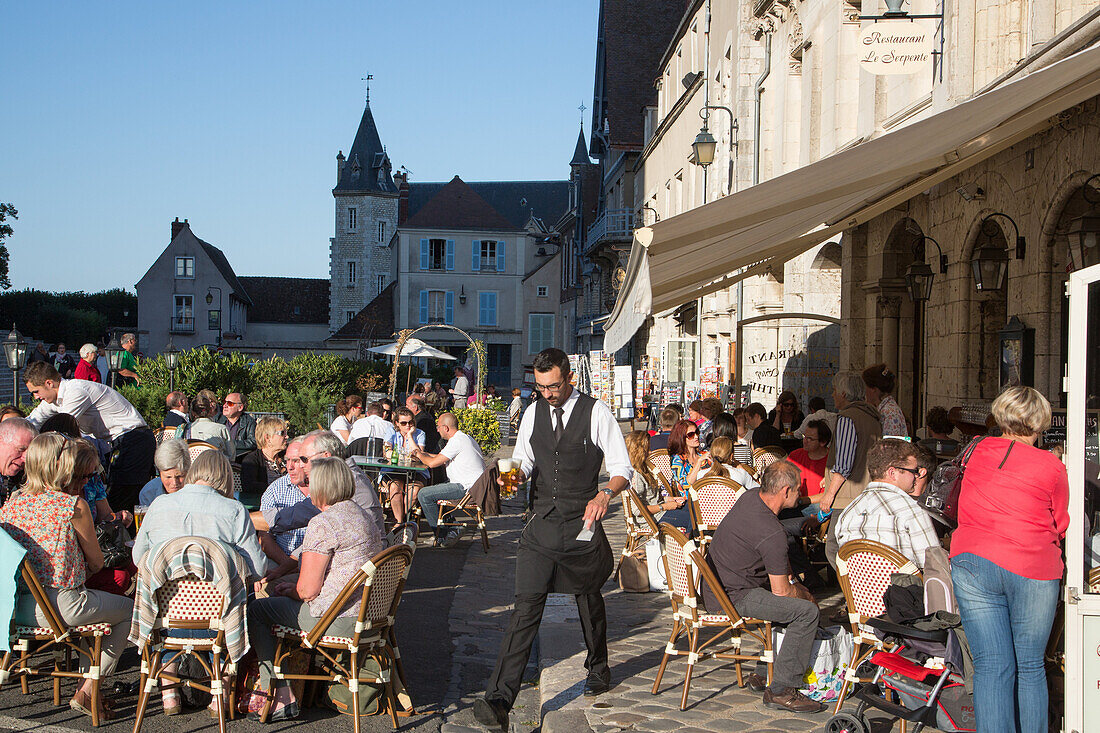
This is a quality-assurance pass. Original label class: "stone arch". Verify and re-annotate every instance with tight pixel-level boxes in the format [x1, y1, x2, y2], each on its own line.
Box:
[387, 325, 486, 400]
[880, 218, 927, 425]
[810, 241, 842, 270]
[961, 211, 1010, 400]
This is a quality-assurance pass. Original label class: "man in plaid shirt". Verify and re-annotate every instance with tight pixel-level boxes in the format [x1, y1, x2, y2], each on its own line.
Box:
[834, 438, 940, 569]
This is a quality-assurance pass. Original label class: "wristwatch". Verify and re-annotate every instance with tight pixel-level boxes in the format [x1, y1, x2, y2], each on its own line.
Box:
[600, 487, 614, 498]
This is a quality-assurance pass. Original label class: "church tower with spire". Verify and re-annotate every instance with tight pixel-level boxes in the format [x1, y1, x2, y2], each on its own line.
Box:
[328, 87, 399, 333]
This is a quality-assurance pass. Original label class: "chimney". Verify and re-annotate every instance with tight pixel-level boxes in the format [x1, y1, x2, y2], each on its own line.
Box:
[336, 150, 346, 184]
[397, 171, 410, 224]
[171, 217, 189, 240]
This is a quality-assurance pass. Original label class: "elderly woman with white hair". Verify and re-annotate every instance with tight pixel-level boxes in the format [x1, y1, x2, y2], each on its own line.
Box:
[132, 450, 267, 579]
[73, 343, 101, 383]
[950, 386, 1068, 732]
[246, 457, 381, 720]
[137, 439, 192, 506]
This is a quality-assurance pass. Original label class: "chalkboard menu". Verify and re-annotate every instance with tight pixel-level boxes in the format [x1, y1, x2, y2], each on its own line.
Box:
[1044, 408, 1100, 463]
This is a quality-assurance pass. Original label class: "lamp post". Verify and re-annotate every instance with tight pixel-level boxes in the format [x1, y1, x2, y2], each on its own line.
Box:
[206, 287, 223, 347]
[2, 325, 28, 407]
[104, 332, 124, 390]
[164, 338, 180, 392]
[1066, 175, 1100, 271]
[904, 235, 947, 303]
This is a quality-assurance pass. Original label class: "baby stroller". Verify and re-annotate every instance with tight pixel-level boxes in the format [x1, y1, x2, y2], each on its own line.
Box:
[825, 614, 975, 733]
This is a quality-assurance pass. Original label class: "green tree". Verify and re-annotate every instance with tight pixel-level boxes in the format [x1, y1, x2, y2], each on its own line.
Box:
[0, 204, 16, 290]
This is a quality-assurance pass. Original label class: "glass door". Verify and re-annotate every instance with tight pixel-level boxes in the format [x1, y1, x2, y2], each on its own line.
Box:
[1064, 262, 1100, 731]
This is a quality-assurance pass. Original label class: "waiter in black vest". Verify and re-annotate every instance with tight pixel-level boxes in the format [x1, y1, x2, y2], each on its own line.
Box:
[474, 348, 632, 731]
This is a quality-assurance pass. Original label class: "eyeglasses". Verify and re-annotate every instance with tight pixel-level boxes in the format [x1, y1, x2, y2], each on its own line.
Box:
[802, 434, 818, 442]
[685, 430, 699, 438]
[274, 430, 289, 436]
[223, 400, 240, 407]
[300, 452, 327, 464]
[534, 379, 567, 393]
[891, 465, 924, 477]
[396, 420, 413, 426]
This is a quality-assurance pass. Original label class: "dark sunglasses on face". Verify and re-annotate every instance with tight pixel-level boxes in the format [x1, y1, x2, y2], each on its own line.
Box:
[892, 465, 923, 477]
[397, 420, 413, 426]
[686, 430, 698, 438]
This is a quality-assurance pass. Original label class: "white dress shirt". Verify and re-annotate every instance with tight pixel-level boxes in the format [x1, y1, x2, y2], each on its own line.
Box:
[347, 414, 397, 443]
[513, 389, 632, 483]
[27, 378, 147, 440]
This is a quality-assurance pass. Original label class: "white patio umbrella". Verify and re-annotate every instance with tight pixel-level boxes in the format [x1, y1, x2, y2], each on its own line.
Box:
[368, 338, 457, 396]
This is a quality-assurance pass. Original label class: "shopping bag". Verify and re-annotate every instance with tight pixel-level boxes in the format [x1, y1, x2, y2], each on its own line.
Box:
[617, 545, 651, 593]
[644, 537, 668, 592]
[772, 624, 854, 702]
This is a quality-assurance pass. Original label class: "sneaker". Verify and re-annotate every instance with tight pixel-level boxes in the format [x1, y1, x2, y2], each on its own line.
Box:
[761, 686, 825, 713]
[440, 527, 465, 548]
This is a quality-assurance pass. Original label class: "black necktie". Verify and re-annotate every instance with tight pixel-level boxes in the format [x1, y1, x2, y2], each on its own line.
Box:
[554, 407, 565, 442]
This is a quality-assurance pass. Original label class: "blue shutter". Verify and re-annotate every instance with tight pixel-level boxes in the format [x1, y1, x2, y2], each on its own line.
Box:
[488, 292, 497, 326]
[446, 240, 455, 271]
[497, 240, 505, 272]
[444, 291, 455, 324]
[472, 240, 481, 271]
[419, 290, 428, 324]
[420, 239, 429, 270]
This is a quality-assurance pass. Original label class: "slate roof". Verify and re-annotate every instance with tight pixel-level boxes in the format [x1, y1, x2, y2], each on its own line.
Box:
[328, 282, 396, 341]
[238, 277, 330, 324]
[334, 101, 397, 194]
[145, 223, 253, 306]
[593, 0, 691, 151]
[571, 127, 591, 167]
[407, 179, 569, 230]
[404, 176, 521, 231]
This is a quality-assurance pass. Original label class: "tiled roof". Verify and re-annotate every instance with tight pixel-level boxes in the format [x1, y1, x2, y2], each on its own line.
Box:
[594, 0, 691, 151]
[407, 179, 569, 229]
[334, 101, 397, 194]
[571, 127, 591, 166]
[328, 282, 396, 341]
[238, 277, 330, 324]
[404, 176, 519, 231]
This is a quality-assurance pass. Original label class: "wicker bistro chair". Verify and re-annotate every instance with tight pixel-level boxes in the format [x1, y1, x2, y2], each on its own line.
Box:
[153, 428, 176, 446]
[0, 560, 114, 727]
[262, 544, 415, 732]
[652, 524, 773, 711]
[617, 488, 660, 576]
[384, 522, 420, 552]
[751, 446, 787, 473]
[648, 449, 677, 496]
[687, 475, 745, 545]
[132, 573, 238, 733]
[833, 539, 922, 714]
[186, 440, 220, 463]
[437, 493, 490, 553]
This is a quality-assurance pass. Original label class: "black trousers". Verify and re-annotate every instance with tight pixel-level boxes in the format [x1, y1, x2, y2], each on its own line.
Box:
[107, 427, 155, 511]
[486, 591, 609, 708]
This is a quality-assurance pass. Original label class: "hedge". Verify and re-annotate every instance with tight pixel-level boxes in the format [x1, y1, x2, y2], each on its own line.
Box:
[120, 348, 419, 435]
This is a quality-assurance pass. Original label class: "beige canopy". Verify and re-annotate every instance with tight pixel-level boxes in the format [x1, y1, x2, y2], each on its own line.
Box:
[603, 42, 1100, 353]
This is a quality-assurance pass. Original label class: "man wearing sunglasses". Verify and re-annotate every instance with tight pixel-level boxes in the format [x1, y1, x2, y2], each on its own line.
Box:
[475, 348, 631, 731]
[833, 438, 940, 570]
[216, 392, 257, 460]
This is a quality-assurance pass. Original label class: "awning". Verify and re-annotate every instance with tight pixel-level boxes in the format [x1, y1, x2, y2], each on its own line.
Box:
[603, 41, 1100, 353]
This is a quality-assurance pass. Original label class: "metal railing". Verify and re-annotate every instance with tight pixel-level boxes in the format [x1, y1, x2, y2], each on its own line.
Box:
[585, 208, 634, 251]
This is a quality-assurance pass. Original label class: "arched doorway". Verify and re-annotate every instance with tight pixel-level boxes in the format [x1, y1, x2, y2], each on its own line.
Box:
[880, 218, 927, 428]
[387, 326, 486, 400]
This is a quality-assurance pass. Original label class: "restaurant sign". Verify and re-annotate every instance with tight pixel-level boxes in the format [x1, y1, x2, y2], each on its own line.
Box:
[859, 22, 934, 75]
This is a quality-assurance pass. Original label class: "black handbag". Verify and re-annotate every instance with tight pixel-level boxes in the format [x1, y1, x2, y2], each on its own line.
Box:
[95, 518, 132, 569]
[920, 436, 984, 523]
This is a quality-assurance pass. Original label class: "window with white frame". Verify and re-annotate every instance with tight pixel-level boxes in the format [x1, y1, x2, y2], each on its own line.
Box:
[348, 207, 357, 230]
[478, 292, 497, 326]
[175, 256, 194, 279]
[666, 339, 697, 382]
[172, 295, 194, 332]
[537, 285, 548, 297]
[528, 313, 554, 354]
[428, 290, 446, 323]
[377, 220, 385, 243]
[347, 260, 357, 287]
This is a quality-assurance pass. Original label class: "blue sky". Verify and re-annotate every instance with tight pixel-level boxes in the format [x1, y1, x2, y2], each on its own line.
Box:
[1, 1, 599, 293]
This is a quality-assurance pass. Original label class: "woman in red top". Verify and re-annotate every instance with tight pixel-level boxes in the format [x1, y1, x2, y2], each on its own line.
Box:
[73, 343, 100, 382]
[949, 386, 1068, 733]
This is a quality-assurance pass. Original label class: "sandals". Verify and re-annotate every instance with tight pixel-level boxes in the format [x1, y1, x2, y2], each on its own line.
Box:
[69, 690, 117, 721]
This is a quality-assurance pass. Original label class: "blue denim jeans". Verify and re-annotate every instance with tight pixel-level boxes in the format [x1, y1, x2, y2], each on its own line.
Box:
[950, 552, 1059, 733]
[416, 482, 468, 528]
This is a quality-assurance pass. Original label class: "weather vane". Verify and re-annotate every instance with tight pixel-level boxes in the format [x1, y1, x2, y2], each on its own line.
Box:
[578, 102, 587, 126]
[362, 74, 373, 103]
